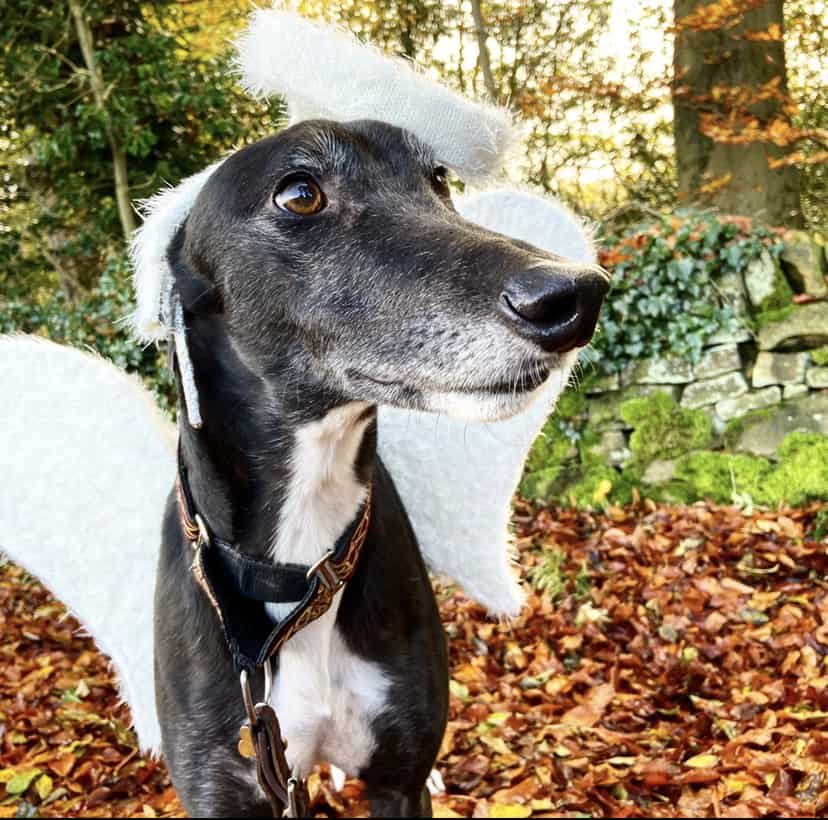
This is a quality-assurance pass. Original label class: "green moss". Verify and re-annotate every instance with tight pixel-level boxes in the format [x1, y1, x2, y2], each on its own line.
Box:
[811, 346, 828, 367]
[576, 428, 602, 464]
[671, 434, 828, 506]
[521, 414, 578, 500]
[754, 303, 795, 329]
[564, 462, 634, 508]
[647, 480, 696, 504]
[760, 262, 795, 312]
[555, 386, 587, 419]
[525, 422, 575, 474]
[674, 451, 773, 504]
[519, 465, 565, 500]
[764, 432, 828, 506]
[620, 393, 713, 465]
[522, 379, 828, 510]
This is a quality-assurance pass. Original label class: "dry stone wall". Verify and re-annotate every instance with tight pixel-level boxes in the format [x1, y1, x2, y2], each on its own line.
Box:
[530, 230, 828, 506]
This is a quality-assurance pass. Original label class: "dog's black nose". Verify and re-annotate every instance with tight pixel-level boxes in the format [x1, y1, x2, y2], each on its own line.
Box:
[498, 267, 608, 353]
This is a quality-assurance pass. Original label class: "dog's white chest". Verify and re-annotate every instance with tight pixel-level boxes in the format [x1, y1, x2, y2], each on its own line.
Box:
[269, 614, 389, 778]
[264, 403, 389, 777]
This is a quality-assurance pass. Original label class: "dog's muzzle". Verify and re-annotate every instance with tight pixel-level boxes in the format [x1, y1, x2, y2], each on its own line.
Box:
[498, 266, 609, 353]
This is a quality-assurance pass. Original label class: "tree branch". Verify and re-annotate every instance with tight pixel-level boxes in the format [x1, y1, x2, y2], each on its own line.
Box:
[470, 0, 499, 103]
[68, 0, 136, 240]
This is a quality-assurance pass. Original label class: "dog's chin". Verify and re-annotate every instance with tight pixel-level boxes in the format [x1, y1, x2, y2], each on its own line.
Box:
[422, 367, 574, 422]
[345, 352, 578, 423]
[421, 385, 547, 422]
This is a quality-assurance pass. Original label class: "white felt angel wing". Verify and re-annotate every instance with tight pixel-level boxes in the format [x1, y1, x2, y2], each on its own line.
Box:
[0, 335, 174, 753]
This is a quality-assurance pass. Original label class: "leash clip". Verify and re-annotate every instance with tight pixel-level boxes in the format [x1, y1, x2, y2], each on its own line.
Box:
[306, 550, 343, 591]
[284, 778, 300, 819]
[238, 661, 274, 759]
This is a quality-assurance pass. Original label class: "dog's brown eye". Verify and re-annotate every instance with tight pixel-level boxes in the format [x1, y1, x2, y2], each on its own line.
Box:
[274, 176, 326, 215]
[432, 165, 449, 188]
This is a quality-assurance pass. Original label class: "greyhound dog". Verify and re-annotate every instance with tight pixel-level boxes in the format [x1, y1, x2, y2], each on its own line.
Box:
[150, 115, 607, 818]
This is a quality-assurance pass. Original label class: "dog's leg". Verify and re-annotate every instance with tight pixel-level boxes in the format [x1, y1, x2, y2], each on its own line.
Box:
[367, 784, 432, 818]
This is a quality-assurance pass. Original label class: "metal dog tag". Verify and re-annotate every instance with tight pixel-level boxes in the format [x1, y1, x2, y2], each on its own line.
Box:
[238, 722, 256, 759]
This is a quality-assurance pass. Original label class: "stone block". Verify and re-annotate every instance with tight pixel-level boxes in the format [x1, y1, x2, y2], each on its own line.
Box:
[616, 384, 684, 409]
[716, 271, 750, 315]
[588, 430, 631, 468]
[585, 372, 620, 394]
[806, 367, 828, 389]
[758, 303, 828, 351]
[781, 230, 828, 298]
[682, 372, 749, 409]
[752, 351, 809, 388]
[631, 355, 695, 385]
[783, 384, 809, 401]
[715, 386, 782, 421]
[642, 459, 678, 485]
[587, 392, 625, 431]
[732, 392, 828, 458]
[696, 344, 741, 379]
[705, 326, 752, 345]
[744, 249, 792, 310]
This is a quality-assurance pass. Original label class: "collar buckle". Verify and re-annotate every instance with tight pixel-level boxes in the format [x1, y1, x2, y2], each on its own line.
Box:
[194, 513, 210, 547]
[305, 550, 343, 591]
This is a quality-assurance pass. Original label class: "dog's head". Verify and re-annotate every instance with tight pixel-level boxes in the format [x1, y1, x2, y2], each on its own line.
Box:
[170, 119, 608, 422]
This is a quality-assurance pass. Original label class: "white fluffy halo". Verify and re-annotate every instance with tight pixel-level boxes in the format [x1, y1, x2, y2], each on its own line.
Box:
[236, 7, 517, 180]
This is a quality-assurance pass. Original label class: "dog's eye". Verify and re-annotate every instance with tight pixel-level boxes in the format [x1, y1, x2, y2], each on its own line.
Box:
[432, 165, 449, 189]
[274, 175, 326, 215]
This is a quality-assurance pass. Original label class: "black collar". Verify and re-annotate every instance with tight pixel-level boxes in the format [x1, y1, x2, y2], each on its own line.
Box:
[176, 445, 371, 673]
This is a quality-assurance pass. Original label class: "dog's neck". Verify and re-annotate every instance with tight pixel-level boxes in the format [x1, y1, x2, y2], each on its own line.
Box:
[177, 314, 376, 563]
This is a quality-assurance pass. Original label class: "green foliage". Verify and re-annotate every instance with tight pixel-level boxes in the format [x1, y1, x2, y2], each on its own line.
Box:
[0, 258, 174, 411]
[809, 509, 828, 541]
[763, 433, 828, 507]
[564, 461, 635, 508]
[594, 211, 784, 373]
[811, 346, 828, 367]
[620, 392, 713, 465]
[528, 550, 568, 601]
[673, 452, 773, 505]
[528, 549, 594, 601]
[0, 0, 282, 296]
[671, 433, 828, 507]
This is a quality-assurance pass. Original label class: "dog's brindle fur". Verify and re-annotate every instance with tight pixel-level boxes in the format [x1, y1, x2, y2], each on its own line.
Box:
[154, 119, 607, 817]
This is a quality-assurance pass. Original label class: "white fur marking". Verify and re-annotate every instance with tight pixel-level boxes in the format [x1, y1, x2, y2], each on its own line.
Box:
[266, 404, 389, 777]
[427, 769, 446, 795]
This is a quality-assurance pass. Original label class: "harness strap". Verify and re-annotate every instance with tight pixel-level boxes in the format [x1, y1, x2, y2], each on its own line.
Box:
[176, 447, 371, 671]
[175, 443, 371, 817]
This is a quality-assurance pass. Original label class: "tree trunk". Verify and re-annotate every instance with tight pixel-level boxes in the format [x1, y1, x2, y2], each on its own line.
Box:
[470, 0, 499, 103]
[68, 0, 136, 240]
[672, 0, 802, 226]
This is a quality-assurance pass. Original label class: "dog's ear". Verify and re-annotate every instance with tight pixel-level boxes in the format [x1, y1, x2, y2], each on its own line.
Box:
[130, 162, 223, 342]
[166, 224, 223, 318]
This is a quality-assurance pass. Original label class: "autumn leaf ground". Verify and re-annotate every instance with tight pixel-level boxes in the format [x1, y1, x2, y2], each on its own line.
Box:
[2, 501, 827, 818]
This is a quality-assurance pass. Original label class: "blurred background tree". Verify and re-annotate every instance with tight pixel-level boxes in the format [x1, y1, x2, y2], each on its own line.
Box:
[0, 0, 279, 302]
[0, 0, 824, 311]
